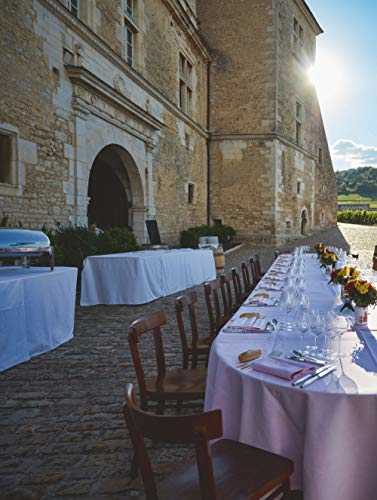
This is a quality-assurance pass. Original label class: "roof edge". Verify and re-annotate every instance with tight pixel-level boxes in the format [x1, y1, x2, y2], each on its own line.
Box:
[294, 0, 324, 35]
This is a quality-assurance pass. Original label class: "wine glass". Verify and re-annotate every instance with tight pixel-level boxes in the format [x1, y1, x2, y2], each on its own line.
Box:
[336, 358, 358, 393]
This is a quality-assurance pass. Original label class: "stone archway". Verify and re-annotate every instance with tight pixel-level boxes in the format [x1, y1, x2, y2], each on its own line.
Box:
[87, 145, 144, 236]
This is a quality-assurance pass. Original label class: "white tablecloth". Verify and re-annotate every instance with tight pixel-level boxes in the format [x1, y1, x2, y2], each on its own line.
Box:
[0, 266, 77, 372]
[80, 249, 216, 305]
[205, 254, 377, 500]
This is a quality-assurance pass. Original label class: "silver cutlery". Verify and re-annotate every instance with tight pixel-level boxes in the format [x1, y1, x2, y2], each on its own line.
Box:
[291, 350, 327, 366]
[299, 365, 337, 388]
[291, 364, 334, 387]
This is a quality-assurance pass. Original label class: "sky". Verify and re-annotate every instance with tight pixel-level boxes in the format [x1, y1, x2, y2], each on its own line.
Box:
[308, 0, 377, 171]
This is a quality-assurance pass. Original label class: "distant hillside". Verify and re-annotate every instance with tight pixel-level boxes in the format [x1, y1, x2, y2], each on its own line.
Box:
[336, 167, 377, 199]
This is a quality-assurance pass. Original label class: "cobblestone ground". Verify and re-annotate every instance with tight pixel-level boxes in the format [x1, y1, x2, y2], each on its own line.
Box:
[0, 224, 371, 499]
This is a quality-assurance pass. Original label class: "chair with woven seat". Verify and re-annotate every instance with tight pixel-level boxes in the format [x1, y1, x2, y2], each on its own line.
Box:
[175, 292, 212, 369]
[124, 383, 302, 500]
[204, 279, 231, 338]
[128, 311, 206, 413]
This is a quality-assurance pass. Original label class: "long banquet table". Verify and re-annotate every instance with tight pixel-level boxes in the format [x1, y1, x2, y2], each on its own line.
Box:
[205, 254, 377, 500]
[80, 248, 216, 306]
[0, 266, 78, 372]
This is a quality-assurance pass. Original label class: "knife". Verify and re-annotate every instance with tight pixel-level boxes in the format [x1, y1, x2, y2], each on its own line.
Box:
[291, 364, 332, 387]
[299, 365, 337, 388]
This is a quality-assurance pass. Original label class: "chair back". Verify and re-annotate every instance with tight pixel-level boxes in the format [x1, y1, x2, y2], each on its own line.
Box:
[128, 312, 167, 404]
[124, 384, 223, 500]
[219, 273, 235, 316]
[255, 254, 263, 280]
[241, 261, 252, 294]
[175, 292, 199, 368]
[249, 257, 260, 285]
[231, 268, 243, 306]
[204, 279, 229, 337]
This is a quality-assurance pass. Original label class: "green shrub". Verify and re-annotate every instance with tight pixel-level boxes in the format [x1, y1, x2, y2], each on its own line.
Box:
[47, 225, 139, 268]
[180, 224, 236, 249]
[337, 210, 377, 225]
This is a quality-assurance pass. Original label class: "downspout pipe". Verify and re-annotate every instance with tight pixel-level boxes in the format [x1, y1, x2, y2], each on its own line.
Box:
[206, 60, 211, 226]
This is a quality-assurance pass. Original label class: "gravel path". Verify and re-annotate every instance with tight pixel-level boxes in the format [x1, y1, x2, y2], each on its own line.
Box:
[0, 224, 371, 499]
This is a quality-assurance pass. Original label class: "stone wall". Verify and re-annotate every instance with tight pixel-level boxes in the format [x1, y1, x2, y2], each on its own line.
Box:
[0, 0, 209, 244]
[275, 0, 337, 240]
[198, 0, 337, 244]
[0, 0, 73, 228]
[0, 0, 336, 246]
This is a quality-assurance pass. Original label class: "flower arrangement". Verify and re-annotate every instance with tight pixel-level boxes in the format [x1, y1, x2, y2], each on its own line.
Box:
[320, 250, 338, 267]
[314, 243, 325, 256]
[344, 279, 377, 308]
[330, 266, 360, 286]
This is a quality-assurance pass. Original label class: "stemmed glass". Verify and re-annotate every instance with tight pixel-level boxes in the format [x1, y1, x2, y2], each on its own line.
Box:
[336, 357, 358, 393]
[308, 310, 327, 357]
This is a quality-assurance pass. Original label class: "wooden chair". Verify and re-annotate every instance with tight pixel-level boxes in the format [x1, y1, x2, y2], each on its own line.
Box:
[124, 383, 301, 500]
[220, 273, 238, 315]
[128, 311, 206, 413]
[175, 292, 212, 369]
[241, 261, 254, 296]
[249, 257, 260, 285]
[204, 279, 230, 338]
[255, 254, 265, 280]
[231, 267, 247, 306]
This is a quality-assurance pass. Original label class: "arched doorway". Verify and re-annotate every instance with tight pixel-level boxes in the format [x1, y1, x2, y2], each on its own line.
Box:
[300, 209, 308, 235]
[87, 145, 143, 232]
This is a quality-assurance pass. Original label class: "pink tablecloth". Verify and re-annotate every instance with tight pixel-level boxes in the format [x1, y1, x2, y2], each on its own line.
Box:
[205, 254, 377, 500]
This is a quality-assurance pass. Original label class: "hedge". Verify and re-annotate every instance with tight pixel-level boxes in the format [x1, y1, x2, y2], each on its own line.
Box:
[337, 210, 377, 225]
[180, 224, 236, 249]
[46, 225, 139, 268]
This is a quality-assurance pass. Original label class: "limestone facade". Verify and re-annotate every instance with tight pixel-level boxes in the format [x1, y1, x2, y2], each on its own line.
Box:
[0, 0, 336, 245]
[198, 0, 337, 244]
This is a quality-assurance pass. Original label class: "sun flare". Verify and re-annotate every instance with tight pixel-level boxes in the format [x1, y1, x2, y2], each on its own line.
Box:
[307, 51, 347, 105]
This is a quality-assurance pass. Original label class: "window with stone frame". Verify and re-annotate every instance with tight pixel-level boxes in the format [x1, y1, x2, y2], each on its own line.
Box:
[295, 101, 303, 145]
[123, 0, 139, 67]
[60, 0, 79, 17]
[60, 0, 95, 26]
[318, 147, 323, 165]
[0, 132, 15, 185]
[187, 182, 195, 204]
[293, 17, 304, 58]
[179, 53, 194, 115]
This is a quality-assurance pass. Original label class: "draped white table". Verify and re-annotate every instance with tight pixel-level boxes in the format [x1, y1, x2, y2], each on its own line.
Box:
[205, 254, 377, 500]
[80, 249, 216, 306]
[0, 266, 78, 372]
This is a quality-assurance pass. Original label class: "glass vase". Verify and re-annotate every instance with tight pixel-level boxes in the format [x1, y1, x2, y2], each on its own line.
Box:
[355, 306, 368, 326]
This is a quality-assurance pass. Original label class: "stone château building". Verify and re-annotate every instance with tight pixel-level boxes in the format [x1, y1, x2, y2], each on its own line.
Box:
[0, 0, 337, 245]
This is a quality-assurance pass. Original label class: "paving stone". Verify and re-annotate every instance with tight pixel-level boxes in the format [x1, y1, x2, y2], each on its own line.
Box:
[0, 225, 367, 498]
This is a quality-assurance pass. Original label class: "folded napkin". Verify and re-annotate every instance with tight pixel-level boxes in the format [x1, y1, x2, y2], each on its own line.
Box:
[261, 282, 284, 291]
[246, 297, 279, 307]
[223, 317, 269, 333]
[268, 266, 289, 276]
[252, 356, 316, 380]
